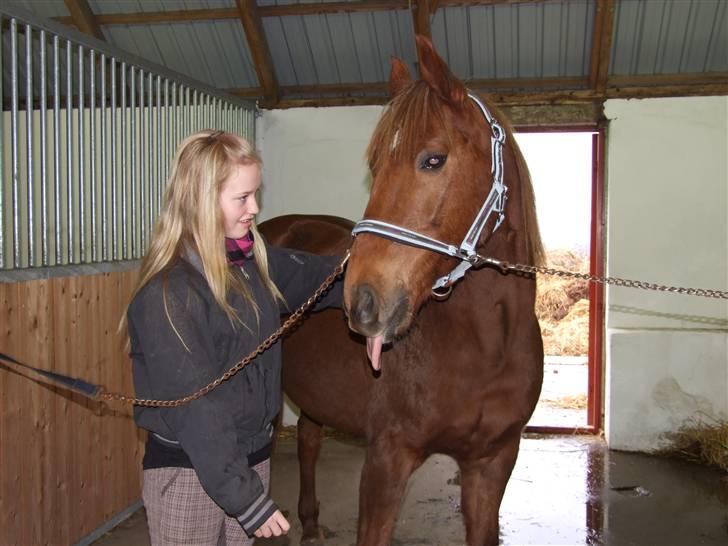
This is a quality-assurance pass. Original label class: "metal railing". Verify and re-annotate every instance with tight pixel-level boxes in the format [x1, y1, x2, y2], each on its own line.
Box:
[1, 5, 257, 270]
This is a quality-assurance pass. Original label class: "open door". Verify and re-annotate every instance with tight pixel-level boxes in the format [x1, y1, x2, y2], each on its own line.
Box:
[517, 128, 605, 434]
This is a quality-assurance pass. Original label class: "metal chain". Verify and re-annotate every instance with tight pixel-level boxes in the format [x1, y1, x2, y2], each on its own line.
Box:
[479, 257, 728, 300]
[99, 252, 350, 407]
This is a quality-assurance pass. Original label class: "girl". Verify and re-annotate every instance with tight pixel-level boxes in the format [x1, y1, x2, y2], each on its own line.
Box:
[124, 130, 343, 545]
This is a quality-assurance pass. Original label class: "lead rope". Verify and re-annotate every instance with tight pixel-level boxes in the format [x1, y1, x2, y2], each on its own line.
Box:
[477, 256, 728, 299]
[98, 252, 350, 407]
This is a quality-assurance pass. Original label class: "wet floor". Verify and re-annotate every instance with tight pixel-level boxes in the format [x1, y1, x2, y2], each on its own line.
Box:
[93, 435, 728, 546]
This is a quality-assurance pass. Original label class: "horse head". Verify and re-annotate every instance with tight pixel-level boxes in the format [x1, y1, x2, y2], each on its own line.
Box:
[344, 36, 543, 370]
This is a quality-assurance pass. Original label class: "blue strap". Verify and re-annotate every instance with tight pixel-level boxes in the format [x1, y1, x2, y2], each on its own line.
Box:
[0, 351, 101, 399]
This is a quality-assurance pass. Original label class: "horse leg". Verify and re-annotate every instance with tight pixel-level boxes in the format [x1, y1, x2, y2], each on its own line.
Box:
[458, 437, 521, 546]
[357, 437, 421, 546]
[297, 412, 324, 542]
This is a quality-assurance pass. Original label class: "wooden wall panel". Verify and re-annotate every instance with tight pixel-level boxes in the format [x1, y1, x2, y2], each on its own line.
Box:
[0, 268, 141, 545]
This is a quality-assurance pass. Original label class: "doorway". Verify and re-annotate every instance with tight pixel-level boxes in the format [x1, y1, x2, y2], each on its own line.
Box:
[516, 129, 605, 432]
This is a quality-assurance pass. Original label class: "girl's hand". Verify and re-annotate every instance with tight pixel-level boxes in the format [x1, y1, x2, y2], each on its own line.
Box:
[254, 509, 290, 538]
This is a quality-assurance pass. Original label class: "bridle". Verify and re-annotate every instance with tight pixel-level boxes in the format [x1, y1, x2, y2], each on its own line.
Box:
[352, 91, 508, 298]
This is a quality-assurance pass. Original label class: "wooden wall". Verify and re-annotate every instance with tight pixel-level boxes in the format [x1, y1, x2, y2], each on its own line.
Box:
[0, 268, 143, 545]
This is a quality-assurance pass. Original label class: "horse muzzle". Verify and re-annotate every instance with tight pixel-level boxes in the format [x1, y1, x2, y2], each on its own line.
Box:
[344, 283, 411, 341]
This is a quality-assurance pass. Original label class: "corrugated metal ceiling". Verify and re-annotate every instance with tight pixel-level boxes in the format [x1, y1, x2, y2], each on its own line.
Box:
[3, 0, 727, 104]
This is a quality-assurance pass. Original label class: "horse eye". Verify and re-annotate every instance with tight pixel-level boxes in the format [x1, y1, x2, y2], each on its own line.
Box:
[420, 154, 447, 171]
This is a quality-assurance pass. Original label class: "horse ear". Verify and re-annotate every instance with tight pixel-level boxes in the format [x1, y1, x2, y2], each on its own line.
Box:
[389, 57, 413, 97]
[415, 35, 467, 107]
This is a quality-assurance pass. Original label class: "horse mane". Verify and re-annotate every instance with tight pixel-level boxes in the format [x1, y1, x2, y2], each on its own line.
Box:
[367, 82, 545, 267]
[489, 101, 546, 267]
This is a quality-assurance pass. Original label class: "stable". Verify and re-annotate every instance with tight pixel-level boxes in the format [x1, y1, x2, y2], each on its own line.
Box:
[1, 2, 726, 545]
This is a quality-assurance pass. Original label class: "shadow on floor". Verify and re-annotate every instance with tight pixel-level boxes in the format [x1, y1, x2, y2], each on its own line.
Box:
[93, 435, 728, 546]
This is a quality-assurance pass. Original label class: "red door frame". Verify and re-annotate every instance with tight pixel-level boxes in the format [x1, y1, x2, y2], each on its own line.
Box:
[518, 126, 606, 434]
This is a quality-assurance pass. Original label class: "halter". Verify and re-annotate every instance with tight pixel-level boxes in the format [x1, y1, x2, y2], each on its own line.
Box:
[352, 91, 508, 296]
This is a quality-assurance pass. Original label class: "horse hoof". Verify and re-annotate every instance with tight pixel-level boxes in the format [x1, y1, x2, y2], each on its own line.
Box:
[300, 526, 322, 543]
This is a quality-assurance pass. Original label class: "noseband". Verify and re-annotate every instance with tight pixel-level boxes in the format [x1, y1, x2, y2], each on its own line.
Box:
[352, 91, 507, 297]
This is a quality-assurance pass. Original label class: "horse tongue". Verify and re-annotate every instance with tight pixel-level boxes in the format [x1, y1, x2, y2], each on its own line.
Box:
[366, 335, 384, 371]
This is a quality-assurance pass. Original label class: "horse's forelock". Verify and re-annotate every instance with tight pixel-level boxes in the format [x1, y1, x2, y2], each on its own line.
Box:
[367, 82, 453, 173]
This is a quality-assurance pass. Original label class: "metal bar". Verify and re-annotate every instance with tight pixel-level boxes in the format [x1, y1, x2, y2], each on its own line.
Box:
[78, 44, 85, 262]
[111, 57, 118, 260]
[164, 78, 170, 207]
[40, 30, 48, 266]
[193, 89, 199, 131]
[181, 85, 187, 137]
[121, 62, 128, 259]
[170, 81, 176, 187]
[184, 86, 189, 140]
[147, 71, 153, 249]
[156, 75, 162, 215]
[200, 92, 206, 128]
[206, 94, 211, 128]
[0, 16, 4, 268]
[11, 19, 20, 267]
[66, 39, 73, 263]
[90, 48, 97, 261]
[130, 65, 136, 258]
[26, 24, 35, 266]
[53, 35, 61, 264]
[139, 68, 146, 252]
[100, 53, 107, 261]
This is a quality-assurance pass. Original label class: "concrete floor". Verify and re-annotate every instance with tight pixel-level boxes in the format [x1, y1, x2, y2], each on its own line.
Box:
[93, 434, 728, 546]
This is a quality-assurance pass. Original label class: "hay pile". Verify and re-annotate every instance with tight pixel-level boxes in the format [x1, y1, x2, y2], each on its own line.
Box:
[665, 418, 728, 472]
[542, 393, 588, 410]
[536, 249, 589, 356]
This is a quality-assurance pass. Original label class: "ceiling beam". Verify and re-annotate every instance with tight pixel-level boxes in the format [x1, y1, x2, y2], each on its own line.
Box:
[260, 0, 408, 16]
[62, 0, 105, 40]
[589, 0, 616, 95]
[606, 82, 728, 99]
[235, 0, 279, 105]
[412, 0, 433, 40]
[52, 0, 556, 26]
[608, 72, 728, 87]
[55, 8, 240, 26]
[241, 71, 728, 108]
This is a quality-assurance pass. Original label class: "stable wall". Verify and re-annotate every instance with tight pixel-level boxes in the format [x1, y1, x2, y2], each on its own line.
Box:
[0, 267, 144, 545]
[257, 106, 383, 223]
[604, 96, 728, 451]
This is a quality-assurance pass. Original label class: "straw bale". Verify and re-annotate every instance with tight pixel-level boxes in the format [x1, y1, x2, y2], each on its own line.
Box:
[536, 249, 589, 323]
[664, 418, 728, 472]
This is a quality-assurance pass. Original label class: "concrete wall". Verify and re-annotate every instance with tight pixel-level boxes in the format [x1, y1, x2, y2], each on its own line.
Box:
[604, 96, 728, 451]
[256, 106, 383, 223]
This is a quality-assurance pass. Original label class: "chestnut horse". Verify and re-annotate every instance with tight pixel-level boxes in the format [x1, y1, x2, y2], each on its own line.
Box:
[260, 37, 544, 546]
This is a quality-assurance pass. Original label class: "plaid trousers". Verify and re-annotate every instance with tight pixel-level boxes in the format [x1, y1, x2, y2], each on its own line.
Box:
[143, 459, 271, 546]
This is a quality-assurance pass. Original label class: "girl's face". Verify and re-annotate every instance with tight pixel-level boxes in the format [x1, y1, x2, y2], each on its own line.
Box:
[218, 163, 261, 239]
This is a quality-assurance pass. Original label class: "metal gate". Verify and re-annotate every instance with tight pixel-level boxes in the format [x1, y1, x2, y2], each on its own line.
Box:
[1, 4, 257, 271]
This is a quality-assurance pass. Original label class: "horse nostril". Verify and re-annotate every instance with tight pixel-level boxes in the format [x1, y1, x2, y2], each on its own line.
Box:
[352, 284, 378, 327]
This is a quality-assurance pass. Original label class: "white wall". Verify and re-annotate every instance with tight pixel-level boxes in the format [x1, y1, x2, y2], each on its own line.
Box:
[604, 96, 728, 451]
[257, 106, 384, 222]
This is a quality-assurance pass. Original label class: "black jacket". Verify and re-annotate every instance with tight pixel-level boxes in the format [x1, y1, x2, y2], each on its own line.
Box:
[127, 242, 343, 535]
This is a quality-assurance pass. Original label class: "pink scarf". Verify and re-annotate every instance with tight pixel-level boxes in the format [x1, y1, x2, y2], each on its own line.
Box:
[225, 235, 254, 266]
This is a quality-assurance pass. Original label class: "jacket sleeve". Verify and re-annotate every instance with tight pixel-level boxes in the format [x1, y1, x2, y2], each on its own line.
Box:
[128, 278, 277, 536]
[265, 244, 344, 312]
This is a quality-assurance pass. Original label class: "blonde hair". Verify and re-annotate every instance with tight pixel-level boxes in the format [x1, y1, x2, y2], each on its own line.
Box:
[121, 129, 284, 337]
